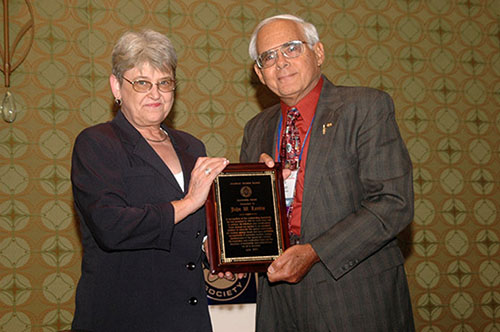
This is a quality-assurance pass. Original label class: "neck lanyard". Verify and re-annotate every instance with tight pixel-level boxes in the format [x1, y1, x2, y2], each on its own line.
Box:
[276, 112, 316, 163]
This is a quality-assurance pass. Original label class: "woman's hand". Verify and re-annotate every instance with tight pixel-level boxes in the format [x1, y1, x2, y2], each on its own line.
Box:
[172, 157, 228, 223]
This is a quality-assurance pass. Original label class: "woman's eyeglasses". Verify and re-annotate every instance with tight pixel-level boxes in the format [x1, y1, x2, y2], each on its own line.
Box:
[122, 77, 176, 93]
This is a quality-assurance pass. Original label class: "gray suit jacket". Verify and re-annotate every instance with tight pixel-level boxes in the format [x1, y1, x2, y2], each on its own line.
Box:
[240, 76, 415, 331]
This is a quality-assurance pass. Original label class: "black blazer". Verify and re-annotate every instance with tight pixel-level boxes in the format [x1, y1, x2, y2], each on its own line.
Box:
[71, 110, 212, 332]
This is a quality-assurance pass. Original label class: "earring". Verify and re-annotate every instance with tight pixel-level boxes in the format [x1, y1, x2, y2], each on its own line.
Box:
[115, 98, 122, 106]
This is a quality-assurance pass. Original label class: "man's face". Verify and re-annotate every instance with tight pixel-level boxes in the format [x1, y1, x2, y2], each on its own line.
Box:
[254, 19, 325, 106]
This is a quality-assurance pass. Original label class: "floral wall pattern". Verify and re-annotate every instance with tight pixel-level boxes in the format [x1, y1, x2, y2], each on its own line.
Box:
[0, 0, 499, 331]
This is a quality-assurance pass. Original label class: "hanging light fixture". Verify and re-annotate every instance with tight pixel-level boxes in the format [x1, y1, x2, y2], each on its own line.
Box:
[0, 0, 34, 123]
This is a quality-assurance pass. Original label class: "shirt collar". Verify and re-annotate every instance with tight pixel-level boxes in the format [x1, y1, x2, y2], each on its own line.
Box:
[280, 76, 324, 124]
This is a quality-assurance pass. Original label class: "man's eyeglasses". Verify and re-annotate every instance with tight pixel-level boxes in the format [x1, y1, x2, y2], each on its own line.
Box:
[256, 40, 308, 69]
[122, 77, 176, 93]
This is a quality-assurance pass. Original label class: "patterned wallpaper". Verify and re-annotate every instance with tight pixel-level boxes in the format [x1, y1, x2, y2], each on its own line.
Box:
[0, 0, 499, 331]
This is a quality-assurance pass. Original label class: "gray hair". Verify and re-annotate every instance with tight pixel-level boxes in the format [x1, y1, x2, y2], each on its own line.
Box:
[112, 29, 177, 80]
[248, 14, 320, 61]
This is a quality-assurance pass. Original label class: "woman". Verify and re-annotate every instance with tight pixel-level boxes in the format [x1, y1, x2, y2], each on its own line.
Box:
[71, 30, 227, 331]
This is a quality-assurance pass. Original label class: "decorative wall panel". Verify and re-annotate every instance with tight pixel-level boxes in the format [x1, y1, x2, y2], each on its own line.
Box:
[0, 0, 498, 331]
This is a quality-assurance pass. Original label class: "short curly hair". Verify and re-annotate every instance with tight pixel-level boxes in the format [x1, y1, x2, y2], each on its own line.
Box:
[111, 29, 177, 80]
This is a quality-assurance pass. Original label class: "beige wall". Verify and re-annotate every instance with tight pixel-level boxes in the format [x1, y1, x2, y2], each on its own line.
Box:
[1, 0, 499, 331]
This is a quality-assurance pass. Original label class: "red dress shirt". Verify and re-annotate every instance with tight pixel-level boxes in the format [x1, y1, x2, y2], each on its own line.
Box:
[276, 77, 324, 236]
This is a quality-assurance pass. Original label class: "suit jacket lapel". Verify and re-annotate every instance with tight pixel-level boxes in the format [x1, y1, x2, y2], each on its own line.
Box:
[112, 111, 185, 194]
[169, 130, 196, 193]
[301, 78, 344, 230]
[263, 104, 282, 158]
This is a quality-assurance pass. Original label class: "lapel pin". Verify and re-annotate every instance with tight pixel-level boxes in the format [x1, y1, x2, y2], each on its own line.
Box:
[322, 122, 333, 135]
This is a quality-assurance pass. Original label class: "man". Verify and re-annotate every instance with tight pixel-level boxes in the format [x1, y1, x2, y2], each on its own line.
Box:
[240, 14, 415, 331]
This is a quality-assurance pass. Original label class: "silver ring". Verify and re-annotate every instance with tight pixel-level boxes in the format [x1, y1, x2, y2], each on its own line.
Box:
[204, 168, 211, 175]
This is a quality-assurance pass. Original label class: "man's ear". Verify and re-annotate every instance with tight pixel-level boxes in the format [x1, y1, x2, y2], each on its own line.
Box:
[254, 63, 266, 85]
[109, 74, 121, 99]
[313, 42, 325, 67]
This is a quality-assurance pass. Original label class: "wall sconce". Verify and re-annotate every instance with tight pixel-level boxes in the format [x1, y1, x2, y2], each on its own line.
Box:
[0, 0, 34, 123]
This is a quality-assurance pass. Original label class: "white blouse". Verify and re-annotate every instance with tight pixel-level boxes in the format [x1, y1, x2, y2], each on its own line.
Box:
[173, 171, 184, 191]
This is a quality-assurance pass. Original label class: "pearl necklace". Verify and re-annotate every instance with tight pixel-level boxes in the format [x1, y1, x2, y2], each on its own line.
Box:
[145, 128, 169, 143]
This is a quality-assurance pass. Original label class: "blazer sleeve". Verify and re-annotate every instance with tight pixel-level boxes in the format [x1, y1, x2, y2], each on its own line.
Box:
[310, 90, 414, 279]
[71, 126, 176, 252]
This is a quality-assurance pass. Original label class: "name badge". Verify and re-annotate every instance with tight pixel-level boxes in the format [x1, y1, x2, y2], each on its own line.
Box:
[284, 169, 299, 207]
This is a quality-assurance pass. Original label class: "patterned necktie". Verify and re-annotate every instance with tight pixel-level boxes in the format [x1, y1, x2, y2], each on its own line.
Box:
[280, 107, 301, 171]
[280, 107, 300, 227]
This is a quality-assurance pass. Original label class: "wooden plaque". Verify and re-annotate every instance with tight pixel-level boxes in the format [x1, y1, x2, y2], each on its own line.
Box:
[205, 163, 289, 273]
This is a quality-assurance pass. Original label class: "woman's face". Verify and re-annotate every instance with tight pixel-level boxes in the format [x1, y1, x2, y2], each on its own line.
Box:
[110, 63, 175, 129]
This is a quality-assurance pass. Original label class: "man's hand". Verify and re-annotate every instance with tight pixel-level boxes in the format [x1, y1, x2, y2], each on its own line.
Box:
[259, 153, 275, 167]
[259, 153, 291, 179]
[267, 244, 320, 283]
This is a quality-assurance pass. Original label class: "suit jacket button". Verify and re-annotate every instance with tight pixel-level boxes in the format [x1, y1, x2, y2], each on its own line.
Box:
[196, 231, 201, 238]
[186, 262, 196, 270]
[188, 297, 198, 305]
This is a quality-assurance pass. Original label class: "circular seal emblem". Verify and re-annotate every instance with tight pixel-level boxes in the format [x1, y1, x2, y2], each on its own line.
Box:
[204, 270, 252, 302]
[240, 185, 252, 198]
